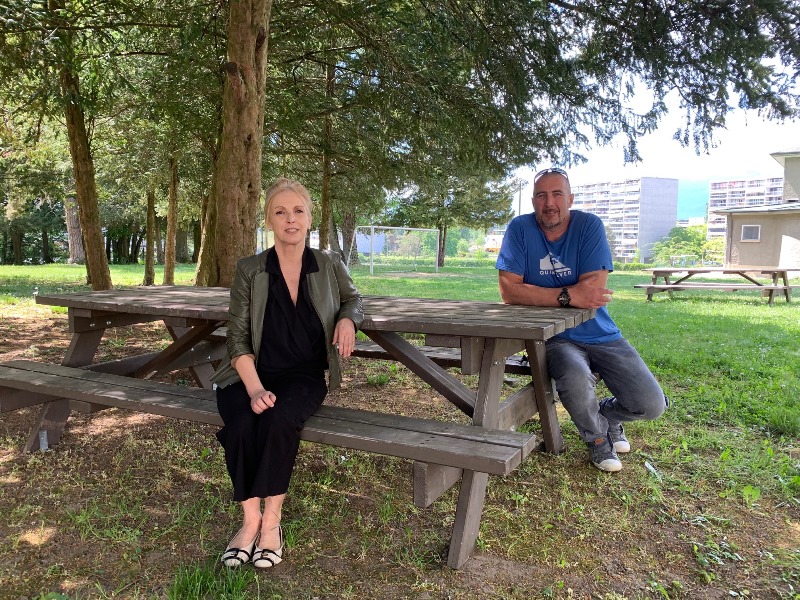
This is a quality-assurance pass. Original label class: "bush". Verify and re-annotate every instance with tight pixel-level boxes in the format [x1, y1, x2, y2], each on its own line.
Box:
[613, 261, 652, 271]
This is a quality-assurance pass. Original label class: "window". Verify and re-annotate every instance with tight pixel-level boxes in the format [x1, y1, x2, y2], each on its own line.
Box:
[741, 225, 761, 242]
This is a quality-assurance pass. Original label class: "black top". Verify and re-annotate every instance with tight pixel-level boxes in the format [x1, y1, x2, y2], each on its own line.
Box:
[257, 247, 327, 377]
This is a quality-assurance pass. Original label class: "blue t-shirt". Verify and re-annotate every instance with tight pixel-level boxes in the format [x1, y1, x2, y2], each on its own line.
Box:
[495, 210, 621, 344]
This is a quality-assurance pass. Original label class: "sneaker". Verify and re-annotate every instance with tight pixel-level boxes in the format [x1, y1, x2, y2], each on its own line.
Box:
[588, 436, 622, 472]
[607, 421, 631, 453]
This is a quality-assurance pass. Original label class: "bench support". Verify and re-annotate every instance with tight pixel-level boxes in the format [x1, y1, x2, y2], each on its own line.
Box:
[25, 399, 72, 452]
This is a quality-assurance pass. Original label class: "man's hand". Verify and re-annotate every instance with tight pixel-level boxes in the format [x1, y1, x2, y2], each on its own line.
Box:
[569, 273, 613, 309]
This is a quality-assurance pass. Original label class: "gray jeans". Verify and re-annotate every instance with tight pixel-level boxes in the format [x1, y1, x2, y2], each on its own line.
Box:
[545, 337, 667, 443]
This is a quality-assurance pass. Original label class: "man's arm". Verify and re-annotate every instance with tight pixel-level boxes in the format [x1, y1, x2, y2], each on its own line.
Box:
[499, 269, 613, 309]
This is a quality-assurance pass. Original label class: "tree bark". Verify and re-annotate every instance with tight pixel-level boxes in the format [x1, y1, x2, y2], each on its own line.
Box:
[51, 0, 112, 289]
[131, 230, 144, 264]
[10, 225, 23, 265]
[176, 228, 189, 263]
[319, 61, 335, 251]
[342, 208, 358, 266]
[202, 0, 273, 287]
[155, 216, 164, 264]
[64, 195, 85, 264]
[191, 217, 202, 263]
[164, 154, 178, 285]
[437, 222, 447, 268]
[143, 188, 156, 285]
[328, 212, 342, 257]
[41, 228, 52, 263]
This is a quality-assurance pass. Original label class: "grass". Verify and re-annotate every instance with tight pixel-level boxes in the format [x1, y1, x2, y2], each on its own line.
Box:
[1, 262, 799, 598]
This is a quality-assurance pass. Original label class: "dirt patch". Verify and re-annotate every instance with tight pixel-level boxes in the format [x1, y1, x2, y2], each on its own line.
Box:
[1, 304, 798, 599]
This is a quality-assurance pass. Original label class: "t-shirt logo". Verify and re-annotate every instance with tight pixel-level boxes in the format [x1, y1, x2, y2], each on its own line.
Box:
[539, 252, 572, 276]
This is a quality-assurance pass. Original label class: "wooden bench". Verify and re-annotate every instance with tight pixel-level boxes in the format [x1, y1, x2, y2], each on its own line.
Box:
[0, 359, 536, 568]
[634, 283, 798, 305]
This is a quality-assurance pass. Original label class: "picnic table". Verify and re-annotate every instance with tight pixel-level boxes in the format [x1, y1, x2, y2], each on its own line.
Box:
[0, 285, 595, 568]
[636, 266, 798, 304]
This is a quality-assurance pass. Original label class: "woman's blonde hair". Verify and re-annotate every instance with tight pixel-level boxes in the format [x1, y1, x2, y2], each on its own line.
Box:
[264, 178, 313, 218]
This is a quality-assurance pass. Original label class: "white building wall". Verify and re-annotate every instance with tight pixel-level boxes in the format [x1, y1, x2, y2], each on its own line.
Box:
[783, 156, 800, 202]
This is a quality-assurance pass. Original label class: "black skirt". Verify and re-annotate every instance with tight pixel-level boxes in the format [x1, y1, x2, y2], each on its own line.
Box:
[216, 369, 327, 501]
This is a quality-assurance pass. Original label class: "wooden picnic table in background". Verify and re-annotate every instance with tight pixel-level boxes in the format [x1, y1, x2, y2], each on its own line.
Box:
[636, 266, 798, 304]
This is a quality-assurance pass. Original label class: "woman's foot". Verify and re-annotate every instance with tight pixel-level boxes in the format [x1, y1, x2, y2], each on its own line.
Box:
[252, 525, 283, 569]
[221, 528, 259, 567]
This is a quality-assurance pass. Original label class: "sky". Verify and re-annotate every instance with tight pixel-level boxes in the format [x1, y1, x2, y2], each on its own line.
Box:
[513, 108, 799, 219]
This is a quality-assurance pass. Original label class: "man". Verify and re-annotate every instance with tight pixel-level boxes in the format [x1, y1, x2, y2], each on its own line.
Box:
[496, 167, 666, 472]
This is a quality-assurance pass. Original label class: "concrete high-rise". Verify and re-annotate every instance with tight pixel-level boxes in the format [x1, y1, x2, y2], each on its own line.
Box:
[570, 177, 678, 262]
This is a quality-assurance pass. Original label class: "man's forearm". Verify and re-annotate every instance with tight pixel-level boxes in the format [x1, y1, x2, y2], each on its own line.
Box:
[499, 279, 561, 307]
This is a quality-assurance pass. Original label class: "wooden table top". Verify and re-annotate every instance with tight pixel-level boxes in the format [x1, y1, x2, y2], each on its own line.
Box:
[35, 286, 596, 341]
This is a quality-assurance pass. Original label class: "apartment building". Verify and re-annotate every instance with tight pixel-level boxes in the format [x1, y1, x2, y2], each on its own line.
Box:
[570, 177, 678, 262]
[706, 177, 784, 238]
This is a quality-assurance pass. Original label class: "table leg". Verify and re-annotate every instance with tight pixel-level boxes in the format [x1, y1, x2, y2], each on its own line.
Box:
[447, 470, 489, 569]
[525, 339, 565, 454]
[446, 338, 514, 568]
[781, 271, 791, 302]
[24, 329, 106, 452]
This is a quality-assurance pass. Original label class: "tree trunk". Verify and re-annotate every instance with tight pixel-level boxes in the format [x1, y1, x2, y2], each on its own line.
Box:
[191, 217, 202, 263]
[164, 154, 178, 285]
[51, 0, 112, 289]
[328, 212, 342, 257]
[41, 228, 52, 263]
[10, 225, 23, 265]
[437, 223, 447, 268]
[155, 216, 164, 264]
[176, 228, 189, 263]
[143, 188, 156, 285]
[342, 208, 358, 266]
[319, 61, 335, 251]
[203, 0, 272, 287]
[64, 195, 85, 264]
[131, 230, 144, 264]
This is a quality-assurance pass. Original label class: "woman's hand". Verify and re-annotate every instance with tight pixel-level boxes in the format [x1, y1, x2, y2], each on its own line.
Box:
[333, 317, 356, 357]
[249, 388, 276, 414]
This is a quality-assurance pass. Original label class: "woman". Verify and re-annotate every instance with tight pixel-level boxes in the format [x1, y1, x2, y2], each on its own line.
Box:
[210, 178, 363, 569]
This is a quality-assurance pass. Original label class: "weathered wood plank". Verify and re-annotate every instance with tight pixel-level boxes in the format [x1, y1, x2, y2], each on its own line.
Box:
[412, 462, 462, 508]
[38, 289, 597, 344]
[497, 383, 538, 434]
[314, 406, 534, 450]
[303, 417, 521, 475]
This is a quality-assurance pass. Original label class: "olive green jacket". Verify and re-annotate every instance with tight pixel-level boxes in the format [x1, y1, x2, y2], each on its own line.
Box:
[210, 248, 363, 390]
